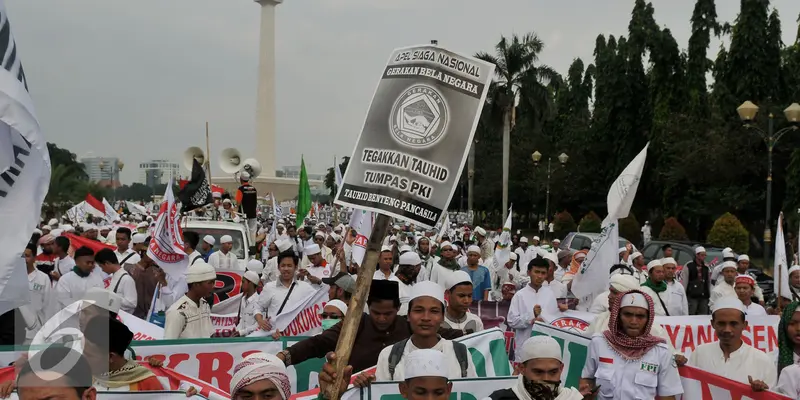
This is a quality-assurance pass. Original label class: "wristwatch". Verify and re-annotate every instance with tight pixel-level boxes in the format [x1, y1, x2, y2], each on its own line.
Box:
[279, 349, 292, 366]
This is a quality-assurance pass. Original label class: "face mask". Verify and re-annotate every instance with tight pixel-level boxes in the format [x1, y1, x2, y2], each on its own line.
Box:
[321, 318, 340, 330]
[522, 376, 561, 398]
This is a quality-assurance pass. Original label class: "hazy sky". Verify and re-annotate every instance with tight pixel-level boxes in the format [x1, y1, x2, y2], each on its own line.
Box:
[7, 0, 800, 183]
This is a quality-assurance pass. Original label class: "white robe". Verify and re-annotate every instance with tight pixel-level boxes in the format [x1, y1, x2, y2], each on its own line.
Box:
[108, 268, 137, 315]
[21, 269, 56, 340]
[777, 363, 800, 398]
[709, 280, 737, 309]
[507, 283, 559, 361]
[236, 292, 261, 336]
[665, 280, 689, 316]
[208, 250, 239, 270]
[689, 342, 776, 388]
[54, 270, 104, 308]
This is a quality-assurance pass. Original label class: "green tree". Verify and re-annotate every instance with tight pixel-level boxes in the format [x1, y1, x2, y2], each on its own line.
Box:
[707, 212, 750, 254]
[619, 214, 642, 245]
[659, 217, 689, 241]
[553, 211, 577, 240]
[476, 32, 559, 222]
[323, 156, 350, 198]
[578, 211, 602, 233]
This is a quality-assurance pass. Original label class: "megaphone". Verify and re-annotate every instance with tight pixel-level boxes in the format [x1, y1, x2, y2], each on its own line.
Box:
[242, 158, 262, 179]
[219, 148, 242, 174]
[183, 147, 205, 170]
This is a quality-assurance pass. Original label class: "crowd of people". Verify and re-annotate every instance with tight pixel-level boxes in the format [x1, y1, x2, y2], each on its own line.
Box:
[5, 204, 800, 399]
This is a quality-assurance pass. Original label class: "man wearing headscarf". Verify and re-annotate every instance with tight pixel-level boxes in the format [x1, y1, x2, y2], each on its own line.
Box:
[781, 265, 800, 304]
[689, 297, 775, 391]
[735, 255, 764, 304]
[776, 301, 800, 397]
[580, 290, 683, 399]
[560, 250, 586, 283]
[553, 250, 571, 283]
[734, 274, 767, 316]
[415, 236, 435, 283]
[661, 258, 688, 316]
[230, 352, 293, 400]
[34, 233, 58, 276]
[429, 241, 461, 290]
[488, 336, 585, 400]
[395, 252, 422, 316]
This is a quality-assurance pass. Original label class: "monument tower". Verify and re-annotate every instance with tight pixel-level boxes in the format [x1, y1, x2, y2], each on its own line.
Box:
[253, 0, 281, 177]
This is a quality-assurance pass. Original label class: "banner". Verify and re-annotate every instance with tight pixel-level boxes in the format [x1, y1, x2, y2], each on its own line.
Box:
[118, 310, 165, 341]
[126, 201, 149, 216]
[66, 201, 88, 223]
[530, 323, 791, 399]
[147, 180, 188, 279]
[0, 1, 50, 316]
[257, 285, 329, 337]
[334, 44, 495, 228]
[349, 209, 372, 266]
[4, 392, 209, 400]
[102, 197, 121, 223]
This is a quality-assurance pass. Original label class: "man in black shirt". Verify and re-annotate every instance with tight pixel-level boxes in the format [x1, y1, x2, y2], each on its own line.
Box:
[235, 172, 258, 242]
[682, 246, 710, 315]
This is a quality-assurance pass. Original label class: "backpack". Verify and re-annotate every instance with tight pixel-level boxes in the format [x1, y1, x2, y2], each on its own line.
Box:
[387, 338, 469, 380]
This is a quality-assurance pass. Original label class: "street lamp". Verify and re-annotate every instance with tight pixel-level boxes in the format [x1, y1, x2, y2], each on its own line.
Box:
[532, 151, 569, 240]
[737, 101, 800, 268]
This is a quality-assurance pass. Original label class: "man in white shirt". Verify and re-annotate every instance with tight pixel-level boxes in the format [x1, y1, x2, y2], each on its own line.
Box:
[734, 274, 767, 316]
[94, 248, 138, 315]
[639, 259, 670, 316]
[429, 241, 461, 290]
[54, 246, 104, 308]
[113, 227, 140, 266]
[366, 281, 477, 382]
[51, 236, 75, 281]
[507, 257, 561, 361]
[373, 246, 397, 281]
[689, 297, 776, 391]
[182, 231, 205, 266]
[442, 270, 483, 334]
[208, 234, 239, 270]
[235, 271, 261, 337]
[21, 242, 56, 342]
[393, 252, 421, 316]
[662, 257, 688, 316]
[164, 261, 216, 339]
[299, 243, 331, 287]
[474, 226, 494, 263]
[587, 272, 641, 317]
[735, 254, 764, 303]
[514, 237, 536, 271]
[255, 252, 314, 335]
[710, 261, 738, 309]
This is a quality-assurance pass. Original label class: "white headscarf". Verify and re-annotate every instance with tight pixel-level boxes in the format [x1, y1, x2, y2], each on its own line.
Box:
[230, 352, 291, 400]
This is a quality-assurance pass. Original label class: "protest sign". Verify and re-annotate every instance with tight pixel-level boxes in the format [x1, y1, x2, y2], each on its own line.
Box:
[334, 45, 494, 228]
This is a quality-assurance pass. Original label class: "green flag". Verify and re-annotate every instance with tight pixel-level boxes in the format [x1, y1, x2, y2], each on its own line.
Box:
[296, 156, 312, 228]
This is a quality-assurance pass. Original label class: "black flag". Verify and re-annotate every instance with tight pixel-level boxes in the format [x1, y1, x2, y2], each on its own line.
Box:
[178, 159, 212, 213]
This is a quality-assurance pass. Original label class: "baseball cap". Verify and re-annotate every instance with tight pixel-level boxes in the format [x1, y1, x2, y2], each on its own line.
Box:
[322, 271, 356, 294]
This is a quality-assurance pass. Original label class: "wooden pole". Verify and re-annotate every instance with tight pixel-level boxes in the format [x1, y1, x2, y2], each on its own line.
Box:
[205, 122, 212, 179]
[325, 213, 391, 400]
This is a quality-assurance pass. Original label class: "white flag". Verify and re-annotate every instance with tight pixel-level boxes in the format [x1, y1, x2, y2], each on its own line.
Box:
[774, 212, 790, 299]
[126, 201, 148, 216]
[494, 207, 513, 266]
[266, 193, 278, 247]
[350, 209, 372, 266]
[0, 3, 48, 316]
[334, 157, 343, 189]
[146, 180, 188, 279]
[435, 213, 450, 242]
[102, 197, 120, 223]
[66, 201, 88, 223]
[572, 143, 648, 303]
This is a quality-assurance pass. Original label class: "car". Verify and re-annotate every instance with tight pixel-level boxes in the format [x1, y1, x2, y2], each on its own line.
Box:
[559, 232, 630, 252]
[745, 268, 775, 304]
[183, 218, 254, 270]
[640, 240, 727, 270]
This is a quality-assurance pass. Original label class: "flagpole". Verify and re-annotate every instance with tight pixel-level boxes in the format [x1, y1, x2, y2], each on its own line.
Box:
[332, 155, 339, 225]
[205, 122, 211, 180]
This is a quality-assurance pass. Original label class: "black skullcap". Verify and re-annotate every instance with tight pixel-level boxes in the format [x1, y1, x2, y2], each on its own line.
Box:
[368, 279, 399, 302]
[84, 315, 133, 356]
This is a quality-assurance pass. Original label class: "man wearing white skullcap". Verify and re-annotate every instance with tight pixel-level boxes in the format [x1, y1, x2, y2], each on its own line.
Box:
[429, 241, 460, 290]
[683, 246, 710, 315]
[318, 299, 348, 331]
[508, 257, 561, 362]
[164, 261, 216, 339]
[493, 251, 525, 301]
[462, 245, 491, 302]
[441, 270, 483, 334]
[488, 336, 584, 400]
[199, 235, 215, 261]
[208, 234, 239, 270]
[374, 245, 399, 282]
[371, 281, 476, 382]
[639, 259, 671, 316]
[709, 261, 739, 310]
[398, 349, 452, 400]
[781, 265, 800, 303]
[581, 290, 683, 399]
[302, 231, 336, 271]
[660, 258, 688, 316]
[588, 273, 640, 314]
[473, 226, 494, 263]
[298, 243, 332, 288]
[734, 254, 763, 304]
[230, 352, 292, 400]
[395, 251, 422, 316]
[689, 297, 776, 391]
[514, 237, 536, 272]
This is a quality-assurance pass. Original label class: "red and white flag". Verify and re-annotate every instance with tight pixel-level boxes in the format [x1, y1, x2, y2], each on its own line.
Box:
[84, 193, 106, 218]
[349, 209, 373, 266]
[147, 180, 188, 279]
[0, 2, 49, 316]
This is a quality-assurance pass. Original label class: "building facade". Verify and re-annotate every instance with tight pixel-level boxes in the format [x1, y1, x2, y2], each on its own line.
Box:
[81, 156, 121, 187]
[139, 159, 180, 188]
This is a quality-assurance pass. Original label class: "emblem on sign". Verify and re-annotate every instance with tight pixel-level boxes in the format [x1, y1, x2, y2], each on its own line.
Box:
[389, 85, 448, 148]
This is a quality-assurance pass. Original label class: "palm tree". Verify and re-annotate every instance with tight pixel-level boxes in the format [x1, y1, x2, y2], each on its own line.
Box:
[476, 32, 558, 222]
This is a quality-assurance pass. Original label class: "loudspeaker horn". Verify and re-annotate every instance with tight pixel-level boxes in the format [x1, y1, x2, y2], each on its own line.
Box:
[183, 147, 205, 170]
[242, 158, 262, 179]
[219, 148, 242, 174]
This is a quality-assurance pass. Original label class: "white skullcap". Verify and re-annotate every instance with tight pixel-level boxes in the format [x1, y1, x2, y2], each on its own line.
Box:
[618, 247, 627, 253]
[380, 245, 393, 253]
[722, 249, 735, 259]
[630, 251, 642, 260]
[574, 252, 587, 260]
[203, 235, 216, 245]
[738, 254, 750, 262]
[474, 227, 486, 236]
[646, 259, 662, 271]
[277, 223, 286, 229]
[660, 257, 676, 266]
[329, 233, 341, 242]
[243, 271, 260, 285]
[223, 199, 232, 204]
[277, 239, 293, 253]
[399, 252, 421, 266]
[322, 299, 348, 315]
[404, 349, 448, 380]
[304, 243, 321, 255]
[132, 233, 147, 244]
[789, 265, 800, 275]
[439, 241, 453, 250]
[86, 224, 97, 231]
[62, 224, 75, 232]
[695, 246, 706, 254]
[220, 235, 233, 244]
[510, 252, 518, 261]
[334, 225, 344, 232]
[314, 231, 325, 238]
[552, 239, 561, 243]
[609, 274, 640, 292]
[399, 245, 413, 254]
[185, 261, 217, 283]
[136, 222, 148, 229]
[50, 229, 63, 237]
[32, 228, 42, 235]
[712, 297, 746, 314]
[48, 218, 58, 226]
[409, 281, 445, 304]
[520, 237, 529, 243]
[723, 247, 733, 253]
[620, 292, 649, 310]
[212, 191, 222, 199]
[520, 336, 563, 363]
[467, 245, 481, 255]
[239, 171, 250, 181]
[247, 259, 264, 274]
[83, 288, 122, 315]
[532, 236, 540, 241]
[41, 225, 51, 231]
[393, 224, 400, 230]
[446, 270, 472, 290]
[720, 261, 737, 271]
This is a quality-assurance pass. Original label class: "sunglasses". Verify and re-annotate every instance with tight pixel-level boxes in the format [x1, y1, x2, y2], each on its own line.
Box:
[319, 313, 342, 320]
